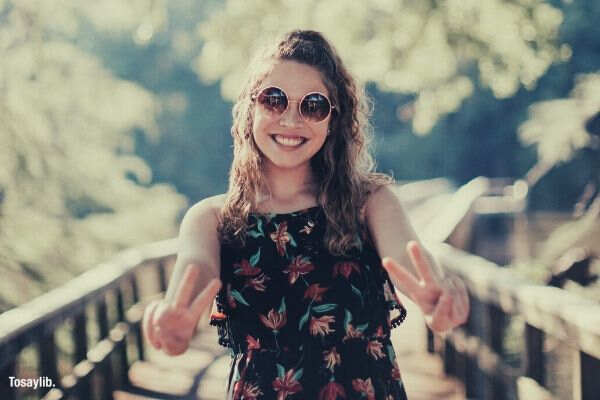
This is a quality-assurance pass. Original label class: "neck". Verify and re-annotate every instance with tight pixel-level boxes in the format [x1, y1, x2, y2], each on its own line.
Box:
[258, 162, 318, 205]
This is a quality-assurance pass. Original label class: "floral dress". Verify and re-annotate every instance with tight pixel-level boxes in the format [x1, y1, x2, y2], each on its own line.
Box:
[210, 206, 408, 400]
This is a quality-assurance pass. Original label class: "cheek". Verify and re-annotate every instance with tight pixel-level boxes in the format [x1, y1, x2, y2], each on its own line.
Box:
[252, 112, 270, 137]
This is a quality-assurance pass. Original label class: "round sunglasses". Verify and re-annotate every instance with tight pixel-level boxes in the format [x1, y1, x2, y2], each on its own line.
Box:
[252, 86, 335, 123]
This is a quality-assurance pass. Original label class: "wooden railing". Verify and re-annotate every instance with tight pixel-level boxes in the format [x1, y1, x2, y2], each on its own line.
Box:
[425, 178, 600, 400]
[0, 240, 178, 400]
[430, 243, 600, 400]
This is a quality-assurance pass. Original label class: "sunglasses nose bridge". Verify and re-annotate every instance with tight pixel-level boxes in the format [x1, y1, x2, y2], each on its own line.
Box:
[279, 98, 304, 126]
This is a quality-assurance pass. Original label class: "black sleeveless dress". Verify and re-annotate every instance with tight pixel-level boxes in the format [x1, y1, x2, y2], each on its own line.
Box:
[210, 206, 408, 400]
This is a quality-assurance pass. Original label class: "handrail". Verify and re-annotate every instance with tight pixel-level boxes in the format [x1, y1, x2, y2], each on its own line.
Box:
[0, 239, 177, 358]
[0, 239, 178, 400]
[432, 243, 600, 359]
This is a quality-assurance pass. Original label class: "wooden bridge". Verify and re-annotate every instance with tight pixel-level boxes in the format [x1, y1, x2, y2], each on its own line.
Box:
[1, 178, 599, 400]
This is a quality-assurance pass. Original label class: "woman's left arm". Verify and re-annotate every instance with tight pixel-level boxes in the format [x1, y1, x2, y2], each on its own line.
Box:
[365, 184, 469, 333]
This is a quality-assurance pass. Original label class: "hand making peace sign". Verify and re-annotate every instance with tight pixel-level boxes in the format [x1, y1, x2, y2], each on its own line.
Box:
[143, 265, 221, 355]
[382, 241, 469, 333]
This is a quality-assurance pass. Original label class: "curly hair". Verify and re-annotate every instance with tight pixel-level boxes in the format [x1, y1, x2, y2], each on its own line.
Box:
[218, 30, 392, 255]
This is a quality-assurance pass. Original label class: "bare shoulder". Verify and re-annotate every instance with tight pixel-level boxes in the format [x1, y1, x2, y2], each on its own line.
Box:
[179, 194, 226, 234]
[177, 194, 225, 266]
[365, 183, 402, 218]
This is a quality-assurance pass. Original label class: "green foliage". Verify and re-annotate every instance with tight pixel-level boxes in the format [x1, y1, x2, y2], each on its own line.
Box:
[194, 0, 563, 134]
[519, 73, 599, 164]
[0, 1, 186, 310]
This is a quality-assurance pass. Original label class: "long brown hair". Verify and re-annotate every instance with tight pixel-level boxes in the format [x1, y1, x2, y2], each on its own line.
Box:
[218, 30, 392, 255]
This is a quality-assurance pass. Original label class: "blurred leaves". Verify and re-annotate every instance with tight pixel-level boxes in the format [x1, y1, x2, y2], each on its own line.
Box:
[194, 0, 563, 134]
[519, 73, 600, 165]
[0, 1, 185, 310]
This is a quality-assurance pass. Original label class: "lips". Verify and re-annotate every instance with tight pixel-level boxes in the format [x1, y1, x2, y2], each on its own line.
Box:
[271, 134, 307, 147]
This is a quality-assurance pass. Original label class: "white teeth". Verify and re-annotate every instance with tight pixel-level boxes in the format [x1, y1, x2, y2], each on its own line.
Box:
[273, 135, 305, 147]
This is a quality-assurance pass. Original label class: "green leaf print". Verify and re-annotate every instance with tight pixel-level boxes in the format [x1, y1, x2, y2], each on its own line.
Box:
[249, 248, 261, 266]
[230, 290, 249, 306]
[344, 309, 352, 329]
[257, 218, 264, 234]
[288, 233, 297, 247]
[247, 230, 263, 238]
[276, 364, 285, 378]
[298, 307, 311, 330]
[387, 345, 397, 362]
[312, 304, 337, 313]
[278, 297, 286, 313]
[356, 323, 369, 332]
[350, 284, 364, 306]
[292, 368, 303, 381]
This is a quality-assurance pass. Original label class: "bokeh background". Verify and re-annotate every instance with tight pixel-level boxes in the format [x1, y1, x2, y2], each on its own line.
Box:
[1, 0, 599, 311]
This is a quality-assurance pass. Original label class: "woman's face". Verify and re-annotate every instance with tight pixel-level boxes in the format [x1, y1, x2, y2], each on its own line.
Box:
[252, 60, 331, 173]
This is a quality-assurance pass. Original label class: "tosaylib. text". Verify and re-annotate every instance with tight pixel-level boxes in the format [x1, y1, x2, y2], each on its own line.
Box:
[8, 376, 55, 389]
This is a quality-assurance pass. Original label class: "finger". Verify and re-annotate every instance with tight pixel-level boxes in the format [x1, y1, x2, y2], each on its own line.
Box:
[381, 257, 421, 297]
[429, 290, 453, 332]
[407, 241, 435, 285]
[189, 279, 222, 321]
[143, 300, 162, 349]
[162, 335, 188, 356]
[452, 277, 470, 323]
[173, 264, 202, 309]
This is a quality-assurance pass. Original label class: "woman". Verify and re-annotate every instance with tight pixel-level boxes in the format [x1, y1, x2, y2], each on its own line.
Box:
[143, 30, 469, 399]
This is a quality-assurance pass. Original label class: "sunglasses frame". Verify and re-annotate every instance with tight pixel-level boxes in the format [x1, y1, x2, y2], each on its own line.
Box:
[252, 85, 336, 124]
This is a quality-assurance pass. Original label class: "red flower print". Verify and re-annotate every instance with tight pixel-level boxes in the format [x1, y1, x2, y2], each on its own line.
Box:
[374, 325, 385, 338]
[366, 340, 385, 360]
[283, 256, 315, 285]
[259, 308, 287, 332]
[304, 284, 328, 302]
[270, 221, 291, 256]
[233, 259, 261, 276]
[391, 360, 402, 381]
[323, 347, 341, 371]
[272, 368, 303, 400]
[332, 261, 360, 279]
[352, 378, 375, 400]
[246, 335, 261, 350]
[391, 366, 402, 381]
[244, 273, 270, 292]
[342, 324, 364, 342]
[233, 380, 263, 400]
[309, 315, 336, 336]
[318, 381, 346, 400]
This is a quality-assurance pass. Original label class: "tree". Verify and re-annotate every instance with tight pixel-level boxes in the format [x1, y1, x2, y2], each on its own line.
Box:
[193, 0, 563, 134]
[0, 1, 186, 310]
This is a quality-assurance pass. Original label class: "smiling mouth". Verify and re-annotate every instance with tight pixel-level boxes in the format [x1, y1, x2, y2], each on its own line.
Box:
[271, 134, 307, 147]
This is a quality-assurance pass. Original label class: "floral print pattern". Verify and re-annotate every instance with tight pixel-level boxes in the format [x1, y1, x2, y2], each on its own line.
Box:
[213, 207, 408, 399]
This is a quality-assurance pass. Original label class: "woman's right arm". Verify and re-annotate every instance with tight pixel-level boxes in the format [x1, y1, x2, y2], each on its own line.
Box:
[165, 196, 222, 303]
[143, 196, 223, 355]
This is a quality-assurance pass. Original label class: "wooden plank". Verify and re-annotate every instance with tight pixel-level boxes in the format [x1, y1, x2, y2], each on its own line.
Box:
[517, 377, 555, 400]
[128, 361, 195, 396]
[113, 390, 163, 400]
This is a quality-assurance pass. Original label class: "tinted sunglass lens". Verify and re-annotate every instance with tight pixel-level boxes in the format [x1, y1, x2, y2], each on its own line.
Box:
[257, 87, 287, 113]
[301, 93, 331, 122]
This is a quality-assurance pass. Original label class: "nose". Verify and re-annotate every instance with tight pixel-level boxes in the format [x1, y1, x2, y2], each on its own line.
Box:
[279, 101, 303, 127]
